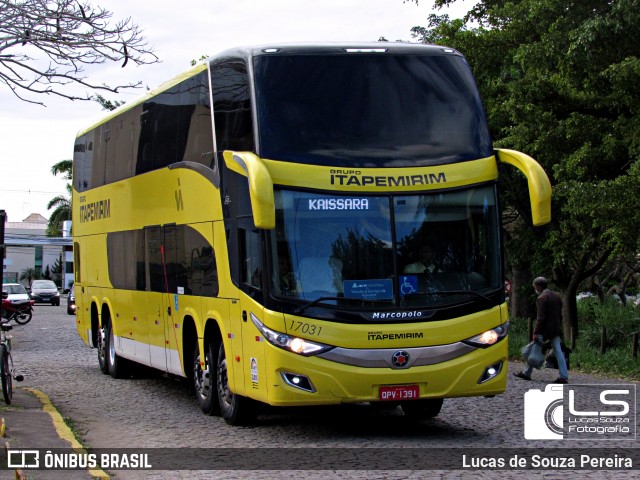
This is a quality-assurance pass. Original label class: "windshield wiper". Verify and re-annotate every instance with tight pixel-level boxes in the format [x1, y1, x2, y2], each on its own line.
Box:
[293, 296, 389, 315]
[417, 289, 495, 306]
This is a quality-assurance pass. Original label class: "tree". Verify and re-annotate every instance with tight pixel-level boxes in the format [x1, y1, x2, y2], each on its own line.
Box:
[47, 183, 71, 236]
[51, 253, 63, 286]
[94, 93, 125, 111]
[410, 0, 640, 341]
[0, 0, 158, 105]
[50, 159, 72, 179]
[19, 267, 39, 285]
[47, 159, 72, 235]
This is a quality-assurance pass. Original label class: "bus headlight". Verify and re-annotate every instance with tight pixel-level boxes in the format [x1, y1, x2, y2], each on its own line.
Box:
[463, 321, 509, 348]
[251, 313, 333, 356]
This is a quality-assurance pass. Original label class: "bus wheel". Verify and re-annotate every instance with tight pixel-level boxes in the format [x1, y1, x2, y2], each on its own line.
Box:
[106, 320, 130, 379]
[193, 341, 221, 416]
[216, 342, 256, 426]
[97, 324, 109, 374]
[400, 398, 443, 420]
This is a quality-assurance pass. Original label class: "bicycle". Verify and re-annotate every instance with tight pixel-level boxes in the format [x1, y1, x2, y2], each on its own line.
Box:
[0, 319, 24, 404]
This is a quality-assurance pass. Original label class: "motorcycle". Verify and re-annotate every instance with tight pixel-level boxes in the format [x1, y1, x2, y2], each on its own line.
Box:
[1, 294, 34, 325]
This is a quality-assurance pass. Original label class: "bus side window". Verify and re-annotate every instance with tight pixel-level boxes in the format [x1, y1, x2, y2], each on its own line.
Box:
[184, 227, 219, 297]
[239, 227, 262, 291]
[210, 60, 255, 152]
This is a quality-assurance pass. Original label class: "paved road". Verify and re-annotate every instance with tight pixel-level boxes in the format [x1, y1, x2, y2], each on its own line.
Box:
[4, 300, 640, 478]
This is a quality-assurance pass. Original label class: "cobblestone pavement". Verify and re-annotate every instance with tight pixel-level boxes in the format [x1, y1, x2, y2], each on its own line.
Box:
[4, 301, 640, 479]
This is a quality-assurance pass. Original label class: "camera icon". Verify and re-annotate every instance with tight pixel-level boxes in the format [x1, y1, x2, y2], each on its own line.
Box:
[524, 384, 564, 439]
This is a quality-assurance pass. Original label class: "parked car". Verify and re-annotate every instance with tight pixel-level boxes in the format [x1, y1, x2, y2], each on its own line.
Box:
[30, 280, 61, 306]
[2, 283, 30, 304]
[67, 285, 76, 315]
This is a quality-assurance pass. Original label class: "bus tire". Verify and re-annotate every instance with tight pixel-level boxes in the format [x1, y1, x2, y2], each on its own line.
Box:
[97, 323, 109, 374]
[194, 341, 221, 416]
[216, 342, 256, 426]
[105, 319, 130, 379]
[400, 398, 443, 420]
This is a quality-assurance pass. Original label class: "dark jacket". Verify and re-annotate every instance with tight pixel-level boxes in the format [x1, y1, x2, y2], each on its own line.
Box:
[533, 288, 563, 339]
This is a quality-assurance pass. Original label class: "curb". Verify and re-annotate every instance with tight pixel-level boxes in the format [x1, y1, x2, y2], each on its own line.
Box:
[2, 387, 109, 479]
[2, 418, 26, 480]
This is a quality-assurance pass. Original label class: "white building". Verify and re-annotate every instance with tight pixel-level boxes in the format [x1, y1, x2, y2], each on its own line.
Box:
[2, 213, 73, 291]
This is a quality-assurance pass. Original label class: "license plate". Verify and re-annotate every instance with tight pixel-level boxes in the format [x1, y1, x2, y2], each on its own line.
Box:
[378, 384, 419, 401]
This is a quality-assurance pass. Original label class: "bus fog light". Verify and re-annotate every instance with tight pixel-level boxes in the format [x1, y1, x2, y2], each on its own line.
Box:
[282, 372, 316, 393]
[478, 361, 503, 384]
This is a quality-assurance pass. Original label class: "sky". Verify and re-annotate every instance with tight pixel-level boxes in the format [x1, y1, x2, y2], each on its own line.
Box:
[0, 0, 475, 223]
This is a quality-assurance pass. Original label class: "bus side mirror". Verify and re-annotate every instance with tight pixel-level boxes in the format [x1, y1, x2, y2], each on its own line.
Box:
[223, 151, 276, 230]
[496, 149, 552, 226]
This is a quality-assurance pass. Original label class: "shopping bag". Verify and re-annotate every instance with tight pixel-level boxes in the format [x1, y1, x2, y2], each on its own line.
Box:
[521, 340, 544, 369]
[544, 342, 572, 370]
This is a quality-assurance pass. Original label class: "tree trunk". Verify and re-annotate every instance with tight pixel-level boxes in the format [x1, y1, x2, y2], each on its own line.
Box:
[561, 284, 579, 348]
[510, 267, 534, 320]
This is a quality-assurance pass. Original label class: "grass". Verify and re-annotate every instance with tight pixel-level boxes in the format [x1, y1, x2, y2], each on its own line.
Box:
[508, 297, 640, 381]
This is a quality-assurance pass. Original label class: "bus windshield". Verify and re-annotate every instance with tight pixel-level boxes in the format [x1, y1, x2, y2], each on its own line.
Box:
[253, 53, 492, 167]
[269, 185, 501, 311]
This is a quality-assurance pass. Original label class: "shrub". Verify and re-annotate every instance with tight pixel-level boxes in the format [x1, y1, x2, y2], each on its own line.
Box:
[577, 297, 640, 350]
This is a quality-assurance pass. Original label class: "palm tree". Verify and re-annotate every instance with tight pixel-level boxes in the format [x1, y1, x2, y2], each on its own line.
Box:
[47, 183, 72, 236]
[19, 267, 39, 286]
[47, 160, 72, 236]
[50, 159, 72, 180]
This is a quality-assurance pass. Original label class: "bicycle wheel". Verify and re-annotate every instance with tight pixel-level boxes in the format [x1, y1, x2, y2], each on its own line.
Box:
[0, 344, 12, 404]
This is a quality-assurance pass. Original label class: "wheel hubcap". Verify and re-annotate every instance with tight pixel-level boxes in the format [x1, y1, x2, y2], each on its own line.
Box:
[217, 357, 232, 407]
[98, 328, 106, 362]
[194, 353, 211, 399]
[108, 326, 115, 366]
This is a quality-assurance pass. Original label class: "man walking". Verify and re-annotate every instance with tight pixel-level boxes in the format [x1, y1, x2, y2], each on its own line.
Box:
[513, 277, 569, 384]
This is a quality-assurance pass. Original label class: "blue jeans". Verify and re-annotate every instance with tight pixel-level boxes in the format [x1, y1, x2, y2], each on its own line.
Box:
[523, 335, 568, 380]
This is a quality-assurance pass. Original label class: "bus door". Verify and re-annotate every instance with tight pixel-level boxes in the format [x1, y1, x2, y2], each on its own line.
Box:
[160, 224, 183, 375]
[145, 225, 180, 374]
[235, 221, 268, 399]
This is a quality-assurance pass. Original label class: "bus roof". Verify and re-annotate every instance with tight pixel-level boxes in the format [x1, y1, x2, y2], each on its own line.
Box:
[214, 42, 462, 61]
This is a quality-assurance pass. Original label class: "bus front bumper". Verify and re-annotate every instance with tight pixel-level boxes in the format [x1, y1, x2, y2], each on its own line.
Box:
[259, 339, 508, 406]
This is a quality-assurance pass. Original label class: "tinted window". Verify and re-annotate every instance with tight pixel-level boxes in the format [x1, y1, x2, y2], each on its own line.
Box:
[182, 226, 219, 297]
[254, 54, 492, 167]
[239, 225, 262, 291]
[179, 72, 215, 166]
[75, 71, 214, 190]
[136, 84, 181, 174]
[74, 242, 81, 283]
[109, 226, 218, 297]
[211, 60, 255, 152]
[107, 230, 145, 290]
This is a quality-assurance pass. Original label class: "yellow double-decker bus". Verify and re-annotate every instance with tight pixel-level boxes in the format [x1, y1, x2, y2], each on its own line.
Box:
[72, 43, 551, 425]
